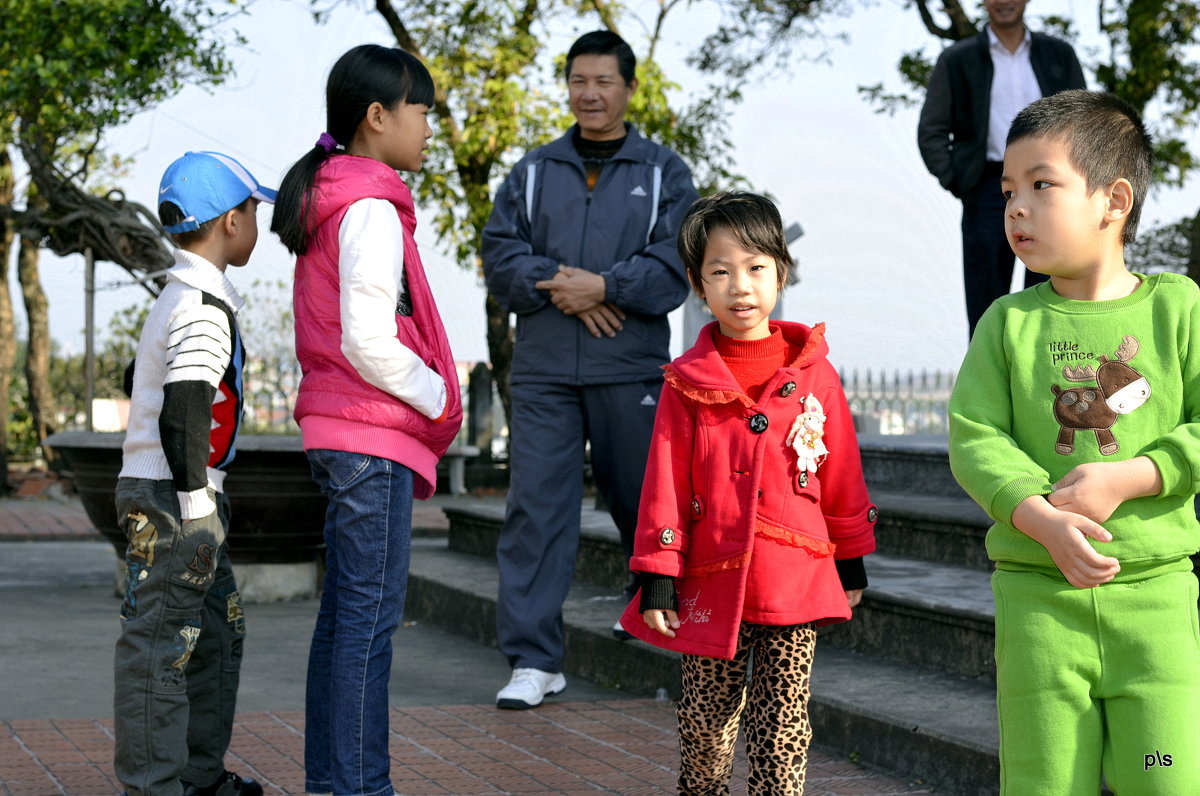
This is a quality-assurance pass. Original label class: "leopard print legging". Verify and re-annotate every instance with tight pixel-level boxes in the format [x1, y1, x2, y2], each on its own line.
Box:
[676, 622, 817, 796]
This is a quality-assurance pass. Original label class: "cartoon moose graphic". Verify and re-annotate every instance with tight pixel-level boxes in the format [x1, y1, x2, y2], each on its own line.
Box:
[1050, 336, 1151, 456]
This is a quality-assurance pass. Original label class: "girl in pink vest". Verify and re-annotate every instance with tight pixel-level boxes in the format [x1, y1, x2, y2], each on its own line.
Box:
[271, 45, 462, 796]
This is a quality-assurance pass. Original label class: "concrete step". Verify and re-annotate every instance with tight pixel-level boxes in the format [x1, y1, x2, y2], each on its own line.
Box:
[445, 501, 999, 677]
[445, 498, 629, 593]
[405, 536, 1001, 796]
[873, 490, 992, 571]
[859, 434, 966, 499]
[448, 476, 996, 582]
[827, 553, 995, 679]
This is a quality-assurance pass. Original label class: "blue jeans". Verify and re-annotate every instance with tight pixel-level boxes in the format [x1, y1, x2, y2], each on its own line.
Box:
[304, 450, 414, 796]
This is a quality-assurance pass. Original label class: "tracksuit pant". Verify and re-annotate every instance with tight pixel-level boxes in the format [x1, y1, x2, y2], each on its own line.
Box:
[993, 562, 1200, 795]
[497, 378, 660, 672]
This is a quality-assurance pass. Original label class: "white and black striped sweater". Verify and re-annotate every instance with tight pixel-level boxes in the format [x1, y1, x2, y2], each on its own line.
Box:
[119, 250, 245, 520]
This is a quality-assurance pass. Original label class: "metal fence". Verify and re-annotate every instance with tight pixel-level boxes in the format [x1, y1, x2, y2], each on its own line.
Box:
[840, 368, 956, 435]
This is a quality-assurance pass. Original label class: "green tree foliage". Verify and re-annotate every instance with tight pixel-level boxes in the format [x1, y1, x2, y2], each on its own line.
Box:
[6, 303, 147, 460]
[1093, 0, 1200, 187]
[1124, 215, 1192, 275]
[0, 0, 238, 466]
[858, 0, 1200, 285]
[49, 303, 148, 426]
[0, 0, 241, 277]
[0, 0, 235, 153]
[862, 0, 1200, 188]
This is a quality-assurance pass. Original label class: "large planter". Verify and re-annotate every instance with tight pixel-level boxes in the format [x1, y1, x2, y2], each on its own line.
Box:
[44, 431, 327, 570]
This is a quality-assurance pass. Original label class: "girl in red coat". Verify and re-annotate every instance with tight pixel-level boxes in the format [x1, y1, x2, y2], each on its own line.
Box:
[619, 191, 877, 795]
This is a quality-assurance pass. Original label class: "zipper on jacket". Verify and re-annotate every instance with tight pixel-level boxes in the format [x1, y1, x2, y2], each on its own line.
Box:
[575, 189, 592, 383]
[573, 153, 599, 385]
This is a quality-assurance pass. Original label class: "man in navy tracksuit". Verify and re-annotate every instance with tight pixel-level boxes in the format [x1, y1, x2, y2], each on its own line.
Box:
[482, 29, 698, 709]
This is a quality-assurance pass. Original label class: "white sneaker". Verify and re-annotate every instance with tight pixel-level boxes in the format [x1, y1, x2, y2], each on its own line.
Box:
[496, 667, 566, 709]
[612, 618, 634, 641]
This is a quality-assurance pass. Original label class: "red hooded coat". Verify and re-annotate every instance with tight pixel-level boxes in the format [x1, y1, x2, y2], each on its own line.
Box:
[619, 321, 877, 659]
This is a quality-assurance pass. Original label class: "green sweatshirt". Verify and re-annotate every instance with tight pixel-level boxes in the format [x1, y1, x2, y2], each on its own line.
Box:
[949, 272, 1200, 571]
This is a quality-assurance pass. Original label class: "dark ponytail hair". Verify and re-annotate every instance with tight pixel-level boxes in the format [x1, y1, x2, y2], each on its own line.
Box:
[270, 44, 435, 255]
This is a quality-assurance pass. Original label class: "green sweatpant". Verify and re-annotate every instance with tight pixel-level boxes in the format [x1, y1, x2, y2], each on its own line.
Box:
[992, 563, 1200, 795]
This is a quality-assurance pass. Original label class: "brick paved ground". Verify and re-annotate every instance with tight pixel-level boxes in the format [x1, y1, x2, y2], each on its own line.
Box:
[0, 498, 102, 541]
[0, 701, 930, 796]
[0, 491, 930, 795]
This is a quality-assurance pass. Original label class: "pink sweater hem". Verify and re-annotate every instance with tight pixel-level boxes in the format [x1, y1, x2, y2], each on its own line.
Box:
[300, 416, 439, 500]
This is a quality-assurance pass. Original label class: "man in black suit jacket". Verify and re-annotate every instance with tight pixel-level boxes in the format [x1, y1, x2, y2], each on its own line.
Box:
[918, 0, 1085, 338]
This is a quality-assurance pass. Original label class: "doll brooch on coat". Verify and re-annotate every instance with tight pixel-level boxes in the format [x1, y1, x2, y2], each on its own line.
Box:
[786, 394, 829, 474]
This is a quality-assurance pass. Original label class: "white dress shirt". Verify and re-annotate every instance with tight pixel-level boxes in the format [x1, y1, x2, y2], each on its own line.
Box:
[986, 26, 1042, 162]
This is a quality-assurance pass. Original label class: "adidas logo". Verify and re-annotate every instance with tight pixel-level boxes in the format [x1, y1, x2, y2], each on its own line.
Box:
[640, 394, 656, 406]
[630, 185, 647, 197]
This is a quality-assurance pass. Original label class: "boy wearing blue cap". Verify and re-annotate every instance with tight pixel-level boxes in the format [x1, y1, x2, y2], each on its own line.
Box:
[114, 151, 275, 796]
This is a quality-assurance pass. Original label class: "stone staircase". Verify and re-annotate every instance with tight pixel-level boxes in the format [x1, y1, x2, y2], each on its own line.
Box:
[404, 434, 1002, 795]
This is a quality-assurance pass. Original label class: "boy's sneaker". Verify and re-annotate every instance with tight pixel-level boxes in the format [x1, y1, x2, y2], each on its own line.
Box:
[182, 770, 264, 796]
[496, 667, 566, 709]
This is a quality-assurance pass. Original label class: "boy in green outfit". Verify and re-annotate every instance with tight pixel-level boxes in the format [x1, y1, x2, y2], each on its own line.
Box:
[949, 89, 1200, 795]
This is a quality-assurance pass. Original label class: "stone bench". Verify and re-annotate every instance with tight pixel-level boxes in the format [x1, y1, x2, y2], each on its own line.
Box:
[442, 444, 480, 495]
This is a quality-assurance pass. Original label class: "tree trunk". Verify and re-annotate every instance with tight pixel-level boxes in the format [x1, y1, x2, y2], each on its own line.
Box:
[485, 292, 514, 427]
[1188, 206, 1200, 286]
[17, 205, 56, 462]
[0, 150, 16, 493]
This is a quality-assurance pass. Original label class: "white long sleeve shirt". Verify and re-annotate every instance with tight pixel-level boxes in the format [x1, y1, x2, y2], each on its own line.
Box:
[336, 198, 446, 420]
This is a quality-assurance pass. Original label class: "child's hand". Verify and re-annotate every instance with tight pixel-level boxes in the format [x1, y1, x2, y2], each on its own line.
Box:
[1048, 458, 1160, 523]
[1011, 496, 1120, 589]
[845, 589, 863, 608]
[642, 608, 681, 638]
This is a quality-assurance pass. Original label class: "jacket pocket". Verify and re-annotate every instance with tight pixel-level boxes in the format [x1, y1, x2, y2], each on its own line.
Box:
[793, 469, 822, 503]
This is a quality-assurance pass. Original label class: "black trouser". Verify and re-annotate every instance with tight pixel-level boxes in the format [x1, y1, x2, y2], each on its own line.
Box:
[961, 163, 1048, 338]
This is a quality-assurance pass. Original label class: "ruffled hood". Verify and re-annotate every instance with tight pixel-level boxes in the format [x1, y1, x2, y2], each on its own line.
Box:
[664, 321, 829, 407]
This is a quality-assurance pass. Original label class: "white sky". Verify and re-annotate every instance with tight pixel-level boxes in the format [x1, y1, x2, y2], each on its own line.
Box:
[11, 0, 1200, 376]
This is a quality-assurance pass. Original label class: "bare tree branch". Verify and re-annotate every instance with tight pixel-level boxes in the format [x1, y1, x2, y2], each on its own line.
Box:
[15, 138, 171, 294]
[915, 0, 977, 40]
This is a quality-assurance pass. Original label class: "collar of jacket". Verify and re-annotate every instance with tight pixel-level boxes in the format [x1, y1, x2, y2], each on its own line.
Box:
[168, 248, 245, 314]
[663, 320, 828, 407]
[540, 122, 649, 164]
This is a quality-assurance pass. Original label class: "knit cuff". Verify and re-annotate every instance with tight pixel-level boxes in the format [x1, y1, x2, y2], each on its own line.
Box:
[638, 574, 678, 612]
[177, 488, 216, 522]
[834, 557, 868, 591]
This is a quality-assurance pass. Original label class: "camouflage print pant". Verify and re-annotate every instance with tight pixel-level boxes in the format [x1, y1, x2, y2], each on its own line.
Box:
[113, 478, 246, 796]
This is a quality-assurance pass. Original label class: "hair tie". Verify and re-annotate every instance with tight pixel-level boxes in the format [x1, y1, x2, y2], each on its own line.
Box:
[316, 132, 338, 153]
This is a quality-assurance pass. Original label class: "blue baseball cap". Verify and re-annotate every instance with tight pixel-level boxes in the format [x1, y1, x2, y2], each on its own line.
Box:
[158, 151, 277, 234]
